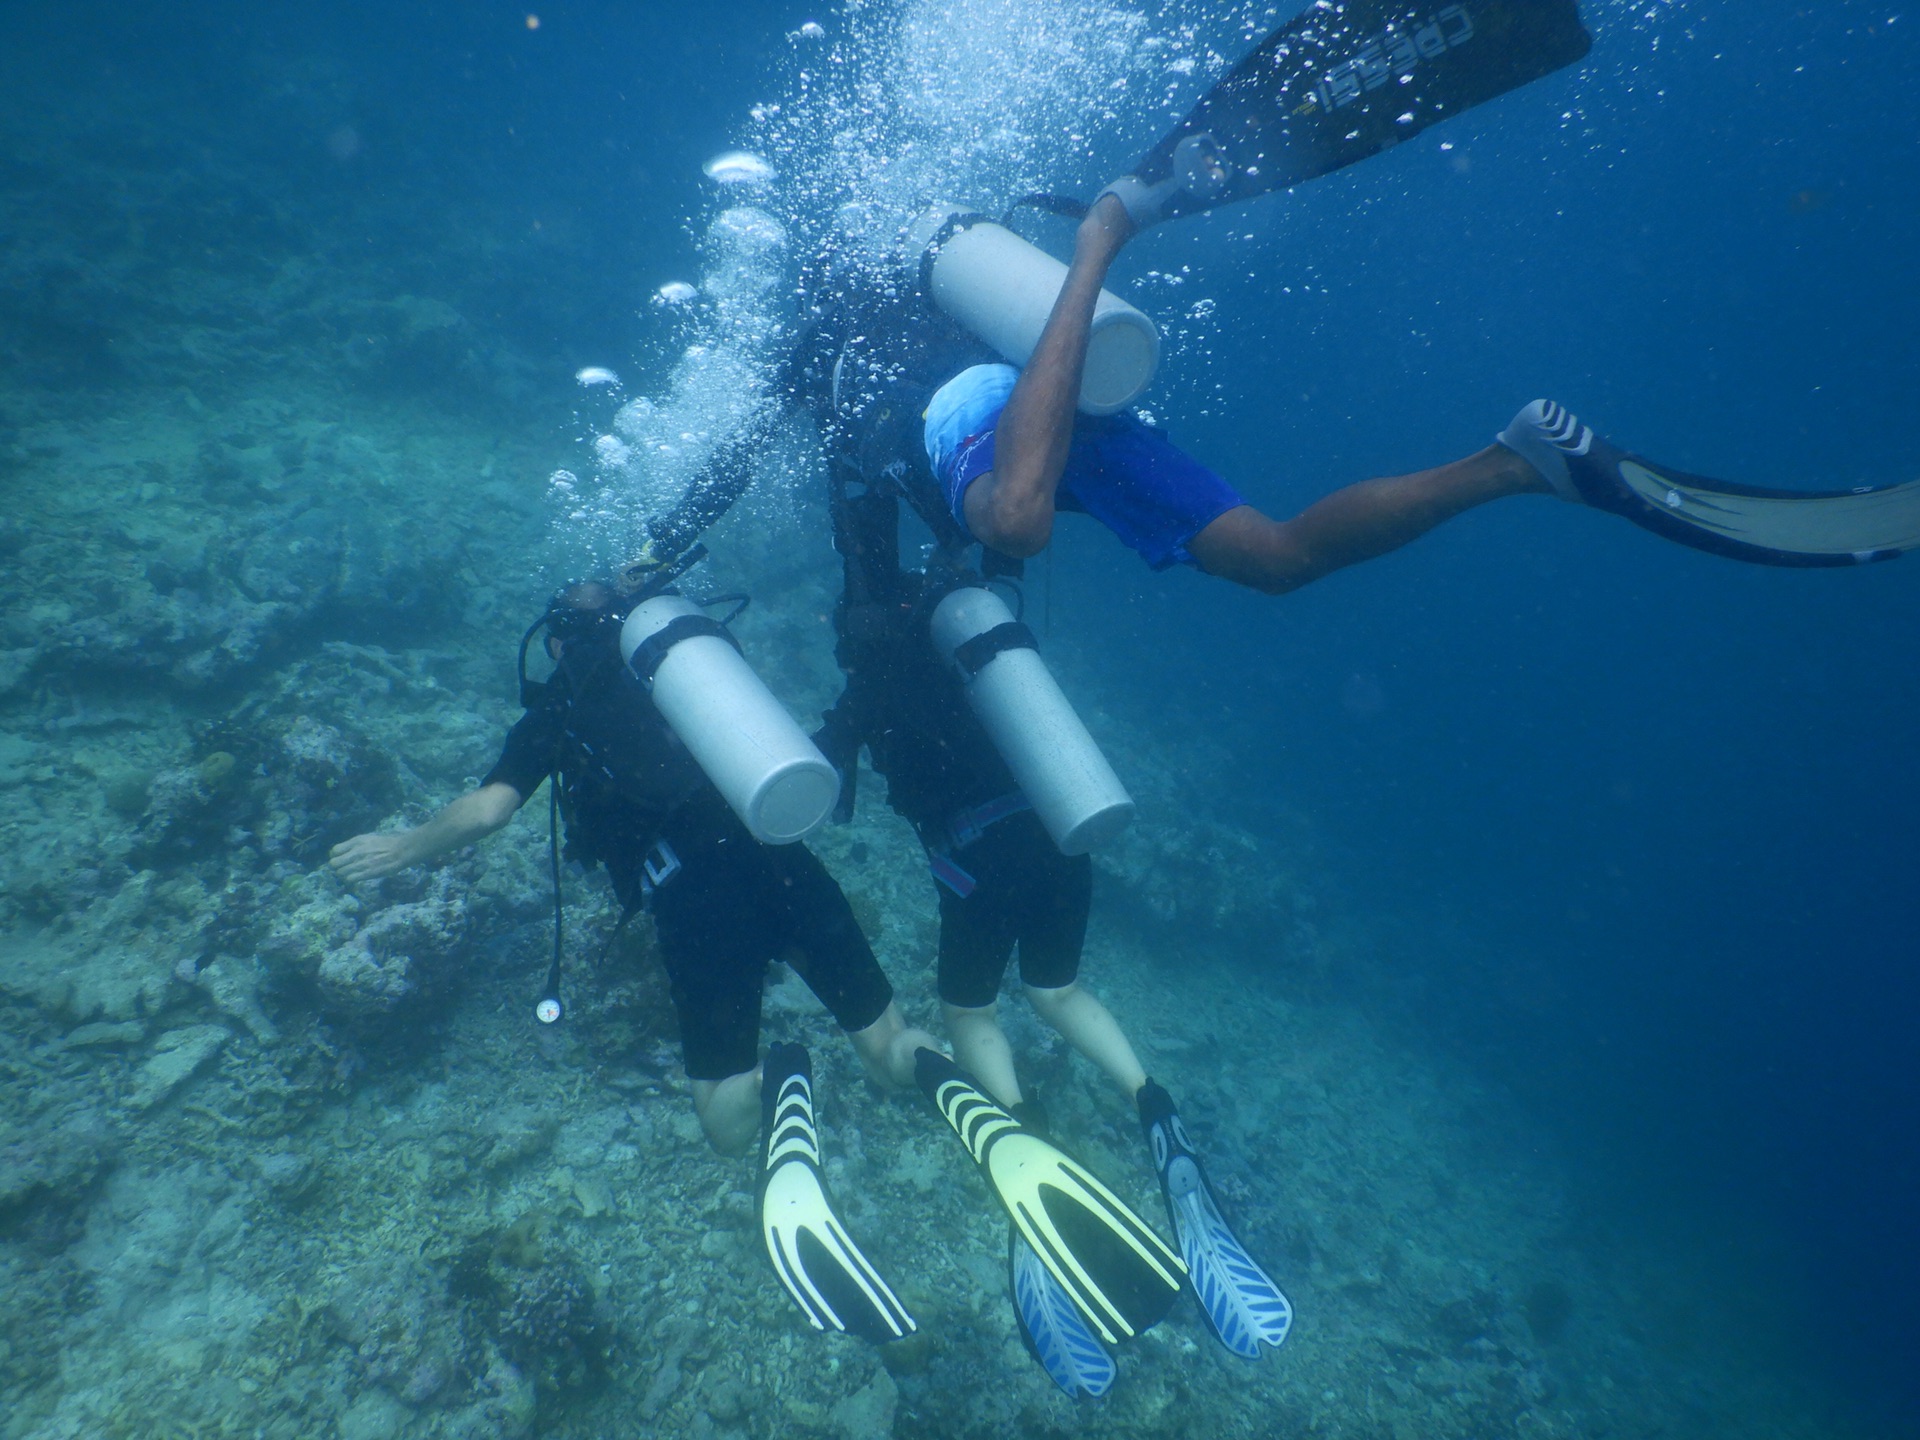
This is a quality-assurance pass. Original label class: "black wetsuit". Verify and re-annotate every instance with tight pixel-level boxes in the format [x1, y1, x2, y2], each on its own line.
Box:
[482, 635, 891, 1079]
[644, 289, 1094, 1009]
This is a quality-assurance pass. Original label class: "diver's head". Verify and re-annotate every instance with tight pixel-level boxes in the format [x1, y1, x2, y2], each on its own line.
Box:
[542, 579, 625, 653]
[529, 583, 625, 668]
[517, 579, 630, 705]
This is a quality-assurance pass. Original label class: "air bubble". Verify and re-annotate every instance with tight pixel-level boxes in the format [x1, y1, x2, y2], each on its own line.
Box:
[702, 150, 777, 185]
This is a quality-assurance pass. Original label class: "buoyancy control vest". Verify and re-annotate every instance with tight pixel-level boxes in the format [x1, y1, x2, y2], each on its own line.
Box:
[818, 328, 1134, 856]
[532, 638, 709, 865]
[818, 375, 1022, 834]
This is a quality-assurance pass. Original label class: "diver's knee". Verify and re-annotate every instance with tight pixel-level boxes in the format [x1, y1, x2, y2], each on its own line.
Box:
[692, 1071, 759, 1157]
[1023, 980, 1080, 1021]
[1190, 508, 1312, 594]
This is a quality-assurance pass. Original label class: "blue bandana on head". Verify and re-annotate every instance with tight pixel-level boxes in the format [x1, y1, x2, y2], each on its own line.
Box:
[923, 363, 1019, 478]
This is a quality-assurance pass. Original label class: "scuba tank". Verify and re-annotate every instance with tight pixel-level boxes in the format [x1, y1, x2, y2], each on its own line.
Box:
[928, 586, 1134, 855]
[906, 204, 1159, 416]
[620, 594, 839, 844]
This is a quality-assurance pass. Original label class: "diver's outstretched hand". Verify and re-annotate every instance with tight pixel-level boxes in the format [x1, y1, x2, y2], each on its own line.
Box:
[328, 830, 419, 884]
[329, 785, 521, 886]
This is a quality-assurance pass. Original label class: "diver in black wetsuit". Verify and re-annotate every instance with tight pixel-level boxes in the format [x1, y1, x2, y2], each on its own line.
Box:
[328, 581, 937, 1160]
[325, 579, 1204, 1354]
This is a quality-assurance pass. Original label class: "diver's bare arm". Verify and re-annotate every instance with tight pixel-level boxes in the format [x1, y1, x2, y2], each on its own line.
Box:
[966, 195, 1135, 556]
[328, 783, 524, 883]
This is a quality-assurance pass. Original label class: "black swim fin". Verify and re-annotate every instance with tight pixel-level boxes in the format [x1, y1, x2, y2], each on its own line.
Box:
[915, 1048, 1184, 1345]
[759, 1042, 917, 1342]
[1104, 0, 1594, 225]
[1501, 400, 1920, 566]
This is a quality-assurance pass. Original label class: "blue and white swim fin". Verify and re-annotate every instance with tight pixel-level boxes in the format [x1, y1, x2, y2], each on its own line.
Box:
[1139, 1080, 1293, 1359]
[1010, 1227, 1117, 1398]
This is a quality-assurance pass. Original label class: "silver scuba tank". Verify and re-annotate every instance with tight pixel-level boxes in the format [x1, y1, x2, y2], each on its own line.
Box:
[929, 586, 1134, 855]
[620, 595, 839, 844]
[906, 204, 1159, 416]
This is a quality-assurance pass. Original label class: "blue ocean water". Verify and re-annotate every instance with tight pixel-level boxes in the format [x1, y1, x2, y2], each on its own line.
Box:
[2, 0, 1915, 1435]
[1084, 4, 1920, 1426]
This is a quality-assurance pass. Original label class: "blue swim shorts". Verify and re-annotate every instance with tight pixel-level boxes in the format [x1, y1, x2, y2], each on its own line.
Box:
[923, 366, 1245, 571]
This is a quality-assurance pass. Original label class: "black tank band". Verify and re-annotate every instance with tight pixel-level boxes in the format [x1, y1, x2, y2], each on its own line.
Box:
[952, 620, 1037, 678]
[627, 614, 740, 687]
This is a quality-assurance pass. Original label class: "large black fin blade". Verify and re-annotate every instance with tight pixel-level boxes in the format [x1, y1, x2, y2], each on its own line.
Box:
[1128, 0, 1593, 219]
[1575, 441, 1920, 568]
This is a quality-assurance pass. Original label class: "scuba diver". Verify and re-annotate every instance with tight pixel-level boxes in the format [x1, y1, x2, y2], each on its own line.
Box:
[635, 0, 1914, 594]
[812, 428, 1295, 1391]
[329, 578, 937, 1343]
[918, 190, 1920, 588]
[923, 0, 1918, 581]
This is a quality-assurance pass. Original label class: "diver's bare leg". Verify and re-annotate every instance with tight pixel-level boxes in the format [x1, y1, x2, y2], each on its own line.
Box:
[1024, 982, 1148, 1098]
[942, 1002, 1024, 1108]
[1189, 442, 1550, 594]
[692, 1069, 763, 1157]
[847, 1003, 941, 1089]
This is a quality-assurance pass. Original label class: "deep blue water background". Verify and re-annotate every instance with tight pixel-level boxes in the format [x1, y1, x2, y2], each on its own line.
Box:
[13, 0, 1915, 1429]
[1090, 5, 1920, 1427]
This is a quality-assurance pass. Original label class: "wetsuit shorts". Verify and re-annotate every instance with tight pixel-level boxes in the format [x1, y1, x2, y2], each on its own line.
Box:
[925, 363, 1245, 571]
[936, 811, 1092, 1009]
[640, 813, 893, 1081]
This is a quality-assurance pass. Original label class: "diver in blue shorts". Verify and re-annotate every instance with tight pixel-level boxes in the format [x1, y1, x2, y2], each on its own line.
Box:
[925, 358, 1244, 573]
[637, 186, 1914, 608]
[936, 191, 1919, 581]
[937, 193, 1559, 590]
